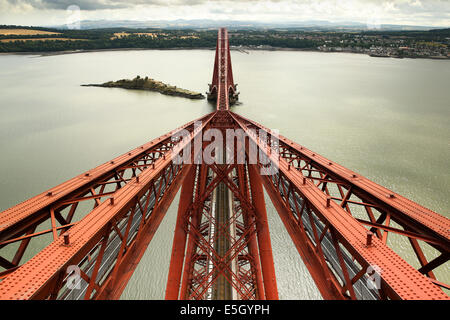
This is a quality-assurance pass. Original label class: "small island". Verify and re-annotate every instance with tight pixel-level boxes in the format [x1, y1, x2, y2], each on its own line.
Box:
[82, 76, 205, 100]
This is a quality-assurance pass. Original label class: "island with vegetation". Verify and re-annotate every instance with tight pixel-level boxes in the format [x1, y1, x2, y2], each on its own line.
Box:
[82, 76, 205, 100]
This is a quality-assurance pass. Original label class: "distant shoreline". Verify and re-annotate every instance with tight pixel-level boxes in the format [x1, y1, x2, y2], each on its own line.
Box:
[0, 47, 216, 57]
[0, 47, 448, 60]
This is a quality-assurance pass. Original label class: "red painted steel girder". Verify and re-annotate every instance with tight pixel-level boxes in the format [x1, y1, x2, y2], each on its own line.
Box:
[234, 112, 449, 245]
[165, 164, 197, 300]
[247, 164, 279, 300]
[0, 109, 448, 300]
[0, 113, 214, 278]
[0, 115, 215, 299]
[231, 111, 450, 292]
[230, 111, 449, 300]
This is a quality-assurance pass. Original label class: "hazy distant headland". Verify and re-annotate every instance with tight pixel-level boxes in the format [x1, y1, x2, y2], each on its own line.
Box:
[0, 25, 449, 60]
[46, 19, 450, 31]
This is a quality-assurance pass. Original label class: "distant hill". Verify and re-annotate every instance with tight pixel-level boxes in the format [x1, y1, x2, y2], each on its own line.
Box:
[54, 19, 444, 31]
[429, 28, 450, 35]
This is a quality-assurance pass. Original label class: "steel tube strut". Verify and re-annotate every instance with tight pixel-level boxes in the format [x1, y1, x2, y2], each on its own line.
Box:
[179, 165, 208, 299]
[236, 164, 265, 300]
[248, 164, 279, 300]
[165, 165, 196, 299]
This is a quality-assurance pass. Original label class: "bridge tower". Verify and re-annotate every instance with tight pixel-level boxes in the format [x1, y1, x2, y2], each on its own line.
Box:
[207, 28, 239, 109]
[166, 28, 277, 300]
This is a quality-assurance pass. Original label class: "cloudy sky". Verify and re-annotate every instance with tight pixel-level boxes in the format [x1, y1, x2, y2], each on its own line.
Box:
[0, 0, 449, 27]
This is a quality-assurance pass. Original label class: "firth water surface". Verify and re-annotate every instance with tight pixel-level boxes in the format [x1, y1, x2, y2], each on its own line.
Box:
[0, 50, 448, 299]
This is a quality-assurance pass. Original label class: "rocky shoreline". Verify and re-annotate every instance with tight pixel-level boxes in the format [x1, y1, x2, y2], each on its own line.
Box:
[82, 75, 205, 100]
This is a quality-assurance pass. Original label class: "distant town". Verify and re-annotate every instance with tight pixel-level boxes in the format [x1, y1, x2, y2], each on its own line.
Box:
[232, 29, 450, 59]
[0, 25, 449, 59]
[311, 31, 449, 59]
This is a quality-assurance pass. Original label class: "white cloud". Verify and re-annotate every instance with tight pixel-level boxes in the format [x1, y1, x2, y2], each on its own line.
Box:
[0, 0, 449, 27]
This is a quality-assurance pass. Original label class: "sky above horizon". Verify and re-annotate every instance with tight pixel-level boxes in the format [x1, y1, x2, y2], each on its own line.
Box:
[0, 0, 449, 28]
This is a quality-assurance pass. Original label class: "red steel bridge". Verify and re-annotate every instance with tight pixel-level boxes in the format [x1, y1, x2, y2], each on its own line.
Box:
[0, 28, 448, 300]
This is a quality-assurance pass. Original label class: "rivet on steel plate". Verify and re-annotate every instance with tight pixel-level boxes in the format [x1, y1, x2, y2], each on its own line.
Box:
[63, 232, 70, 245]
[366, 231, 373, 247]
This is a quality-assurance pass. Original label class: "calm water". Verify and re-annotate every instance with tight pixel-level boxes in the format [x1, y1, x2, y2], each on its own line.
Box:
[0, 50, 449, 299]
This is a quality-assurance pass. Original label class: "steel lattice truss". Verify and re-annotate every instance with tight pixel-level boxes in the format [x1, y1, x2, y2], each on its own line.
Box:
[0, 113, 212, 280]
[232, 112, 450, 296]
[173, 164, 261, 300]
[0, 28, 448, 300]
